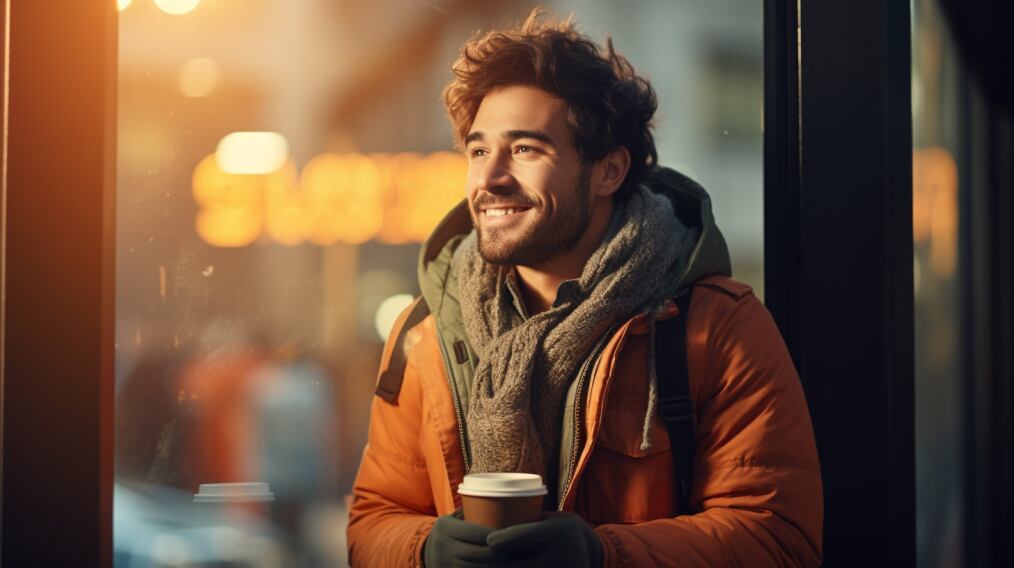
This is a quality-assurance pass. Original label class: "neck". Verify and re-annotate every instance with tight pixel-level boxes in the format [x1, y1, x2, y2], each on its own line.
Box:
[516, 197, 614, 315]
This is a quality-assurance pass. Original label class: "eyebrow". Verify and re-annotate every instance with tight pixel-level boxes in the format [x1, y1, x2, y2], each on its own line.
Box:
[464, 130, 556, 146]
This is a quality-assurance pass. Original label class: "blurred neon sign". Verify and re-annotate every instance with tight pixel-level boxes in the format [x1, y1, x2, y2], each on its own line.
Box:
[193, 152, 466, 247]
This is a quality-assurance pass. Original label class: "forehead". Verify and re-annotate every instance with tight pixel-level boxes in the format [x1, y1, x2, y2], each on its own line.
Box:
[469, 85, 570, 139]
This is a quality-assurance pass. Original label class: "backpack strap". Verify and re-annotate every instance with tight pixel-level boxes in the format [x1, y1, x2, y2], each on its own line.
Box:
[655, 287, 696, 514]
[374, 296, 430, 403]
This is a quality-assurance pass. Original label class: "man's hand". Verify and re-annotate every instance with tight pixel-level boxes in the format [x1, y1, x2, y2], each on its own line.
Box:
[485, 511, 604, 568]
[423, 510, 531, 568]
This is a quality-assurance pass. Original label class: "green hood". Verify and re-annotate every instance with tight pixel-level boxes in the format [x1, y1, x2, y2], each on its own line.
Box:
[417, 165, 733, 331]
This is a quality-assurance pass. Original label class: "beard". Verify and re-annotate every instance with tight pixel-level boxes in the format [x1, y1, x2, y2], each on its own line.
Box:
[473, 168, 592, 267]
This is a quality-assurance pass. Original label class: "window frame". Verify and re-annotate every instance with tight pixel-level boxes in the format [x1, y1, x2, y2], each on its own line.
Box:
[764, 0, 915, 565]
[1, 1, 117, 565]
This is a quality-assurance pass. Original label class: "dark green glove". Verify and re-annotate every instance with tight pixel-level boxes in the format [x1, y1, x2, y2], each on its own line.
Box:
[423, 509, 535, 568]
[485, 512, 604, 568]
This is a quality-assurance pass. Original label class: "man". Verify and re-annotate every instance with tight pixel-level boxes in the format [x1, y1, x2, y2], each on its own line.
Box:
[348, 10, 822, 567]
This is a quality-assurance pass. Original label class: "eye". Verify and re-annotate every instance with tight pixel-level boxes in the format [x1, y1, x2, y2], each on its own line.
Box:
[468, 147, 488, 158]
[514, 144, 537, 155]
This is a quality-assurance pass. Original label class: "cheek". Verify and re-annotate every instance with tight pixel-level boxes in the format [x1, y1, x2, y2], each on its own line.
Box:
[516, 169, 558, 199]
[539, 172, 575, 206]
[464, 169, 484, 199]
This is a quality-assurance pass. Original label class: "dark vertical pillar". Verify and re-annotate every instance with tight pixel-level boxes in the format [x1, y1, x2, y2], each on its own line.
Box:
[985, 110, 1014, 568]
[0, 0, 7, 553]
[764, 0, 915, 565]
[963, 91, 1014, 568]
[1, 2, 117, 566]
[763, 0, 802, 371]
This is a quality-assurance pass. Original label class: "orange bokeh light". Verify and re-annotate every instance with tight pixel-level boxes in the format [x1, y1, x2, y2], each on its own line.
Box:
[913, 147, 958, 276]
[192, 155, 263, 247]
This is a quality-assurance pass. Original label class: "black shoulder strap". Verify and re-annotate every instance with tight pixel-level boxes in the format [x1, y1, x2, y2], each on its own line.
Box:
[655, 287, 696, 514]
[374, 296, 430, 403]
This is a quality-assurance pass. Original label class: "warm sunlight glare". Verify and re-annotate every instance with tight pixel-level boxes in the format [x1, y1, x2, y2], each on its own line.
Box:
[154, 0, 201, 16]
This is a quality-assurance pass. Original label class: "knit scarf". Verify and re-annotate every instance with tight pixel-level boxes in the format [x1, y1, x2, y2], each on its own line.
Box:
[454, 186, 699, 483]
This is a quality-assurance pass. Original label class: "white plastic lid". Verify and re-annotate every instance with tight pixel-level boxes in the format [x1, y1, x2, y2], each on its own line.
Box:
[193, 482, 275, 503]
[457, 473, 548, 498]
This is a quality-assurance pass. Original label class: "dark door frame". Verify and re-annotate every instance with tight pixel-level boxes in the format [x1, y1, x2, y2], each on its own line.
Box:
[765, 0, 915, 565]
[1, 1, 117, 565]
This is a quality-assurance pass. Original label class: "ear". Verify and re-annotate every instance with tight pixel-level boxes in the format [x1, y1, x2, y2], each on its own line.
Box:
[590, 146, 631, 198]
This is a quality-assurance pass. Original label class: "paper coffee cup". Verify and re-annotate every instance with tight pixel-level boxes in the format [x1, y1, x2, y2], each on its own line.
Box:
[457, 473, 547, 529]
[194, 482, 276, 504]
[194, 482, 276, 521]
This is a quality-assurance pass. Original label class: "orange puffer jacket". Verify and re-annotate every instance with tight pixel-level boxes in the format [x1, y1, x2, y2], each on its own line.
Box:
[347, 275, 823, 567]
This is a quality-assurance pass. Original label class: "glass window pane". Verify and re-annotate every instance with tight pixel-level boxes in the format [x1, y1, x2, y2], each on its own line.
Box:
[115, 1, 762, 566]
[912, 0, 964, 565]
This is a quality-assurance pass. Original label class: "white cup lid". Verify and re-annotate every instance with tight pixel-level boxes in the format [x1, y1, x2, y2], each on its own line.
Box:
[193, 482, 275, 503]
[457, 473, 548, 498]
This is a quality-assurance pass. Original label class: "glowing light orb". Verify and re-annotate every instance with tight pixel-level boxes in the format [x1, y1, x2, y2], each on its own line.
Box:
[178, 58, 219, 98]
[375, 294, 414, 342]
[215, 132, 289, 175]
[154, 0, 201, 16]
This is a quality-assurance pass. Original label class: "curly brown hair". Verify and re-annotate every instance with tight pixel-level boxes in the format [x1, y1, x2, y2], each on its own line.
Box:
[443, 8, 658, 199]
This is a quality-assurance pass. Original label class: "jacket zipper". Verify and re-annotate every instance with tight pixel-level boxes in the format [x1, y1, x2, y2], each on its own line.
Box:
[436, 335, 471, 472]
[557, 323, 619, 510]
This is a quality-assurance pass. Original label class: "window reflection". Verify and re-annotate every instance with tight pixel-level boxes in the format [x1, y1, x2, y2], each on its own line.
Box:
[912, 0, 965, 565]
[115, 1, 762, 566]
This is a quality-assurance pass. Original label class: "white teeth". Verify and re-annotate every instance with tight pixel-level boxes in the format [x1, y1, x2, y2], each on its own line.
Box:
[485, 208, 519, 217]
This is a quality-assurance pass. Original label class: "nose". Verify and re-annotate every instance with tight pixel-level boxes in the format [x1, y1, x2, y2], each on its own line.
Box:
[472, 150, 515, 195]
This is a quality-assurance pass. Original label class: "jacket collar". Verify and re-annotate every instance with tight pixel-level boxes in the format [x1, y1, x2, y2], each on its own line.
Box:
[417, 166, 733, 330]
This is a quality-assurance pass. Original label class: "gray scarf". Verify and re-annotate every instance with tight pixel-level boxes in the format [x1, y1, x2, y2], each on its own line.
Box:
[454, 186, 699, 482]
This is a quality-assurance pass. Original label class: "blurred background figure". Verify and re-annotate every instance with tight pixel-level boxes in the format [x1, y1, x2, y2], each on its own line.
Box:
[115, 319, 344, 566]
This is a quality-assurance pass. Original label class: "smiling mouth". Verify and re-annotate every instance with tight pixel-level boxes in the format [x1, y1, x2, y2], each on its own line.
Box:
[482, 207, 531, 218]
